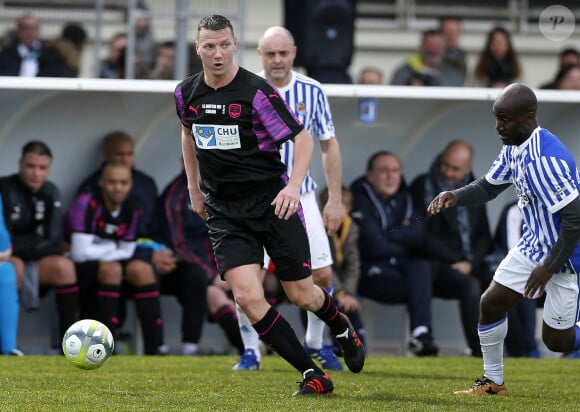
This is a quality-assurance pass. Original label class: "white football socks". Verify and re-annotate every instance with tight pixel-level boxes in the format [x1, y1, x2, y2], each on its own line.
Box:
[236, 303, 261, 361]
[305, 310, 325, 349]
[479, 316, 508, 385]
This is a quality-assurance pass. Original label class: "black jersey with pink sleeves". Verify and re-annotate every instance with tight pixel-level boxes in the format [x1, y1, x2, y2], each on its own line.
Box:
[174, 67, 304, 199]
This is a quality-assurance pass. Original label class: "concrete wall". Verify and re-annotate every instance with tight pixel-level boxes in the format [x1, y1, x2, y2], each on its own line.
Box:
[3, 77, 579, 355]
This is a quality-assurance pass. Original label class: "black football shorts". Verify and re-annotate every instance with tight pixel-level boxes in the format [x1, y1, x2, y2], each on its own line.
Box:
[205, 181, 311, 282]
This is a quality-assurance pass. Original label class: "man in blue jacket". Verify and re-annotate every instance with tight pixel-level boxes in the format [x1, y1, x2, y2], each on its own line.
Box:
[411, 140, 492, 357]
[351, 150, 438, 356]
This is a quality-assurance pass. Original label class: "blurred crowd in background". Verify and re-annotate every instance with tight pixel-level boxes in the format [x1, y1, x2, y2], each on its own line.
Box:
[0, 1, 578, 89]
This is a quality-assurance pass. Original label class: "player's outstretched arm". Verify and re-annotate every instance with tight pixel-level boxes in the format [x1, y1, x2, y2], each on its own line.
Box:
[427, 191, 458, 215]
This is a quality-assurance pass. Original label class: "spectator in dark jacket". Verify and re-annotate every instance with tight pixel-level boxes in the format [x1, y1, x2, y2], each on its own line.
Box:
[539, 47, 580, 89]
[68, 162, 163, 355]
[411, 140, 493, 357]
[156, 170, 243, 355]
[0, 141, 79, 346]
[76, 131, 159, 240]
[351, 151, 438, 356]
[49, 22, 88, 77]
[99, 32, 126, 79]
[472, 27, 521, 88]
[0, 14, 77, 77]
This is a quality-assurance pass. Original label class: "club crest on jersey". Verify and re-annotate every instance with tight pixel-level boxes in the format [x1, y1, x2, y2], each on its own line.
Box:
[193, 124, 241, 150]
[228, 104, 241, 119]
[516, 188, 529, 208]
[296, 102, 306, 116]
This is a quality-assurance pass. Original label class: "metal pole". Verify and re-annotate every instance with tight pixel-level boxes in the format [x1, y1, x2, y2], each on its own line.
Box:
[125, 0, 137, 79]
[94, 0, 104, 78]
[175, 0, 190, 80]
[236, 0, 246, 67]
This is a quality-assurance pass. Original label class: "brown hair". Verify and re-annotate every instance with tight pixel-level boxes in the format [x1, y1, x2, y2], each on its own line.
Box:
[196, 15, 235, 43]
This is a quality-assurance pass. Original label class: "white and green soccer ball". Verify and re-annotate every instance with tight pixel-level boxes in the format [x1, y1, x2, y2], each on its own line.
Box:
[62, 319, 114, 370]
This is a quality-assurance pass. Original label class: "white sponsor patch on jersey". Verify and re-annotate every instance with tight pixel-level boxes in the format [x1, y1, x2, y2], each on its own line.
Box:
[192, 124, 241, 150]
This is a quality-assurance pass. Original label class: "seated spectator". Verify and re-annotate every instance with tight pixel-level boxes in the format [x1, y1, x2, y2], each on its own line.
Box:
[151, 41, 176, 80]
[0, 14, 74, 77]
[488, 201, 539, 358]
[558, 47, 580, 67]
[0, 14, 42, 76]
[539, 47, 580, 89]
[99, 32, 127, 79]
[74, 131, 171, 349]
[68, 161, 163, 355]
[351, 151, 438, 356]
[0, 193, 21, 356]
[157, 169, 244, 355]
[411, 140, 492, 357]
[553, 64, 580, 90]
[76, 131, 158, 235]
[320, 185, 366, 348]
[134, 3, 156, 70]
[358, 67, 383, 85]
[99, 33, 151, 79]
[390, 29, 444, 87]
[116, 46, 152, 79]
[472, 27, 522, 88]
[0, 141, 79, 346]
[49, 22, 88, 77]
[103, 3, 155, 80]
[439, 16, 467, 86]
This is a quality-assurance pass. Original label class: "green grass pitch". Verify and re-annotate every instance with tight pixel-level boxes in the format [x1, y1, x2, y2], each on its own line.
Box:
[0, 355, 578, 411]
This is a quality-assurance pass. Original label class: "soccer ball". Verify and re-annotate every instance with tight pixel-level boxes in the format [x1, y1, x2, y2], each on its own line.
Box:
[62, 319, 114, 370]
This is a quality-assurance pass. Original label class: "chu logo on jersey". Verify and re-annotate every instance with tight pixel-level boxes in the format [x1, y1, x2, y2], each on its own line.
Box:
[193, 124, 241, 150]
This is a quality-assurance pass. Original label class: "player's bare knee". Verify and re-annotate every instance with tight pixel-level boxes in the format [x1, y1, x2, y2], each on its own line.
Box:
[125, 260, 156, 285]
[40, 256, 76, 285]
[542, 337, 566, 352]
[232, 290, 261, 311]
[312, 266, 332, 288]
[283, 279, 319, 309]
[206, 284, 220, 303]
[97, 262, 122, 284]
[56, 258, 76, 283]
[479, 293, 494, 318]
[206, 285, 230, 313]
[287, 290, 316, 310]
[9, 256, 24, 275]
[55, 255, 74, 271]
[542, 329, 574, 352]
[479, 287, 510, 321]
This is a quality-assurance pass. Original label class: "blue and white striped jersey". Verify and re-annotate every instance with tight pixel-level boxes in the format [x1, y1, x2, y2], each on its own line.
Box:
[261, 70, 335, 194]
[485, 126, 580, 272]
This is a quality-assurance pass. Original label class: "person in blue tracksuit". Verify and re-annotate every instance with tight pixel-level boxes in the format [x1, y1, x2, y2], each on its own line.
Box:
[0, 193, 21, 355]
